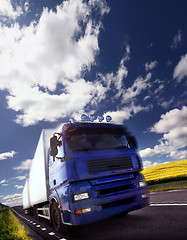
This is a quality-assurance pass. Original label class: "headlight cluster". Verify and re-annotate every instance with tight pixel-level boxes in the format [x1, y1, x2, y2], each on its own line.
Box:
[139, 180, 147, 188]
[73, 192, 89, 201]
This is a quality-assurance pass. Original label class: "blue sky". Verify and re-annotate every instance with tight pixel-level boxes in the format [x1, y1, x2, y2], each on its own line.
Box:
[0, 0, 186, 206]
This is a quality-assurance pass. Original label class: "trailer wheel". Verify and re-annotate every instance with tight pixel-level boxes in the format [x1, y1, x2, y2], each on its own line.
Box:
[51, 202, 63, 232]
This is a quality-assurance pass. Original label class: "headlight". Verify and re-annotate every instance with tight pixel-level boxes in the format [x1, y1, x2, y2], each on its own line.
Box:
[139, 181, 147, 188]
[73, 192, 89, 201]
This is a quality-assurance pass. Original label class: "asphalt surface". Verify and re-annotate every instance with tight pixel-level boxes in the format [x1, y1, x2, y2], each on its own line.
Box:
[12, 189, 187, 240]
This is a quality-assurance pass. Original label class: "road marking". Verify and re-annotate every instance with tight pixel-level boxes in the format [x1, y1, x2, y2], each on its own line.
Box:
[168, 189, 183, 193]
[150, 203, 187, 206]
[11, 208, 69, 240]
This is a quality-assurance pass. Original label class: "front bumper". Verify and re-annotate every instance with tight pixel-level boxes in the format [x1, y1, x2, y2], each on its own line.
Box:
[67, 174, 149, 225]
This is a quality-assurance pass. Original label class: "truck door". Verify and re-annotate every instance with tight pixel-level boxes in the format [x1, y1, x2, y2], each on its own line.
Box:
[49, 135, 67, 189]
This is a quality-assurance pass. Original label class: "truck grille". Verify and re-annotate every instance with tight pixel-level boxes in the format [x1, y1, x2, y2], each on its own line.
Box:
[87, 157, 133, 174]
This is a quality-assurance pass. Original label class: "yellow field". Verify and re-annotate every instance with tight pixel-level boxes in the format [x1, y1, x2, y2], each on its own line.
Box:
[142, 159, 187, 182]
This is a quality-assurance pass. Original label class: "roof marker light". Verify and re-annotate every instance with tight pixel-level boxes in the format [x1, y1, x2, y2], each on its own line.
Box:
[81, 114, 87, 122]
[98, 116, 104, 122]
[106, 115, 112, 122]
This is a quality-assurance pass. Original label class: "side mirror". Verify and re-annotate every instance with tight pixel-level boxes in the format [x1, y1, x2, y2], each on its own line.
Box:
[50, 136, 58, 157]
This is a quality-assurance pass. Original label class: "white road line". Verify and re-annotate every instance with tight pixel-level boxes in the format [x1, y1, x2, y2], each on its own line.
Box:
[149, 189, 186, 194]
[168, 189, 184, 193]
[11, 208, 28, 221]
[150, 203, 187, 206]
[11, 208, 69, 240]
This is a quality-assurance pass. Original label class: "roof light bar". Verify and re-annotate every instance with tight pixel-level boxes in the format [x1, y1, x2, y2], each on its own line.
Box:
[81, 114, 112, 123]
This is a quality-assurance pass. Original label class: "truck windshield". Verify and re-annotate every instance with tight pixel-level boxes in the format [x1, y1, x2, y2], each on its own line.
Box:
[64, 125, 131, 152]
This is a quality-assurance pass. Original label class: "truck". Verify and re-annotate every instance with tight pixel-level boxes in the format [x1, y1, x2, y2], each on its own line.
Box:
[22, 115, 149, 232]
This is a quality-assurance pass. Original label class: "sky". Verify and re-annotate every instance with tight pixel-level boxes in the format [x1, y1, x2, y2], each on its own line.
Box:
[0, 0, 186, 206]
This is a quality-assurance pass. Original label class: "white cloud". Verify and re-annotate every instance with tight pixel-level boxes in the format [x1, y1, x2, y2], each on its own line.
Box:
[142, 160, 169, 168]
[154, 84, 164, 95]
[171, 30, 182, 49]
[13, 159, 32, 171]
[0, 0, 109, 126]
[99, 46, 130, 98]
[145, 60, 158, 72]
[0, 0, 23, 21]
[158, 97, 174, 109]
[0, 150, 17, 160]
[15, 175, 26, 181]
[143, 160, 159, 168]
[151, 106, 187, 133]
[2, 193, 22, 206]
[104, 103, 151, 124]
[140, 106, 187, 160]
[89, 0, 110, 15]
[14, 185, 24, 189]
[122, 73, 152, 103]
[0, 179, 7, 184]
[173, 53, 187, 82]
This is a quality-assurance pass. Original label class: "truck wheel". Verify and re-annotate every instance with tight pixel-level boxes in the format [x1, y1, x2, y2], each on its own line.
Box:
[51, 202, 63, 232]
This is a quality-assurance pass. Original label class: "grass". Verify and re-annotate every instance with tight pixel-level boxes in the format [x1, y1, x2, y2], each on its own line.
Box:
[0, 204, 33, 240]
[142, 159, 187, 192]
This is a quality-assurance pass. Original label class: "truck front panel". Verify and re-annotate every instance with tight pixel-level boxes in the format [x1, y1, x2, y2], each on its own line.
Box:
[68, 172, 149, 225]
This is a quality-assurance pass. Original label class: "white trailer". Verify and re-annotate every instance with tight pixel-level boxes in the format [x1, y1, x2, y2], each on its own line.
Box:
[22, 129, 54, 212]
[22, 177, 30, 214]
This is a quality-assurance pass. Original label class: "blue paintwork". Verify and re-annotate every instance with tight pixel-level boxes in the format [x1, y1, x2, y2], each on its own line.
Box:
[48, 122, 149, 226]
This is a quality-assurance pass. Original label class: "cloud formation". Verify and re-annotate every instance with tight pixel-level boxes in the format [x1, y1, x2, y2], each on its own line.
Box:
[171, 30, 182, 49]
[0, 0, 109, 126]
[13, 159, 32, 171]
[0, 1, 157, 127]
[140, 106, 187, 160]
[173, 53, 187, 82]
[0, 150, 17, 160]
[1, 193, 22, 206]
[143, 160, 159, 168]
[145, 61, 158, 72]
[0, 0, 23, 21]
[14, 185, 24, 189]
[0, 179, 7, 185]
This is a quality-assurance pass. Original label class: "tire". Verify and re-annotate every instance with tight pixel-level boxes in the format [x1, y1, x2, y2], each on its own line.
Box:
[51, 202, 63, 232]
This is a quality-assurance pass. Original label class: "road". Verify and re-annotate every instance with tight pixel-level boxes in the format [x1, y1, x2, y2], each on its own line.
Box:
[12, 189, 187, 240]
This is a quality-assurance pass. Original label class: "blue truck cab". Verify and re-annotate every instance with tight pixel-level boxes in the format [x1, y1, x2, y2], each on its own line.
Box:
[47, 119, 149, 231]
